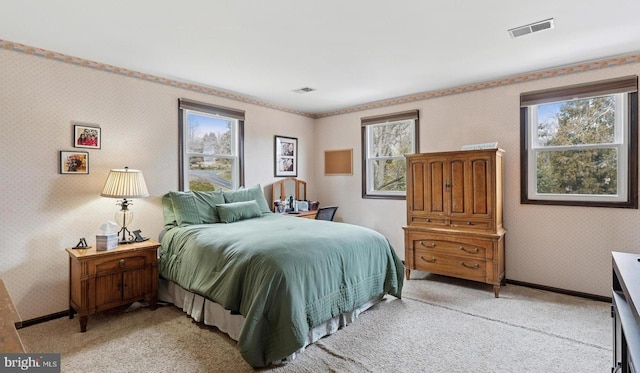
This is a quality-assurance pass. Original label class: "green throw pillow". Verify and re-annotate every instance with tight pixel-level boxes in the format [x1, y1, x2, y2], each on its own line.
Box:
[223, 184, 271, 214]
[169, 191, 202, 227]
[216, 200, 263, 223]
[161, 193, 178, 230]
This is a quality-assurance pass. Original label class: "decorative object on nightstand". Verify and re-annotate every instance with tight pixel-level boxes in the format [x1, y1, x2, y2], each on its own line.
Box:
[66, 240, 160, 332]
[101, 167, 149, 244]
[96, 221, 119, 251]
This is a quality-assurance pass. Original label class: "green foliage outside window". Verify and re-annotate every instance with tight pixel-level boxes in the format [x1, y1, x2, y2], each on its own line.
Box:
[535, 96, 618, 195]
[370, 121, 412, 192]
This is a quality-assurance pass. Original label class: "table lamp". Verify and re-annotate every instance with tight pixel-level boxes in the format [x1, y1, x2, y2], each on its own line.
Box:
[101, 167, 149, 244]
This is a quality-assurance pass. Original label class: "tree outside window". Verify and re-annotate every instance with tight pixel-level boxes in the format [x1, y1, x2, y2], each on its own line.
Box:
[179, 99, 244, 191]
[520, 76, 638, 208]
[361, 110, 419, 199]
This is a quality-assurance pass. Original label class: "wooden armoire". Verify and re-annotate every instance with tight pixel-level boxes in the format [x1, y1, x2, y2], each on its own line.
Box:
[403, 148, 506, 297]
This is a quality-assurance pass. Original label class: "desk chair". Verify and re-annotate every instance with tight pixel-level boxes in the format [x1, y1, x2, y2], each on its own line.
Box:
[315, 206, 338, 221]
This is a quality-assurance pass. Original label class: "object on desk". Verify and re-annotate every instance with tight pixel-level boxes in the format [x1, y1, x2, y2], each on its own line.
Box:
[308, 201, 319, 211]
[297, 200, 309, 211]
[288, 196, 294, 212]
[72, 237, 90, 249]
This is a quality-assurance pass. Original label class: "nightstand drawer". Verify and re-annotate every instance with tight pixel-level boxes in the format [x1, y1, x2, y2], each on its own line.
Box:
[95, 255, 148, 274]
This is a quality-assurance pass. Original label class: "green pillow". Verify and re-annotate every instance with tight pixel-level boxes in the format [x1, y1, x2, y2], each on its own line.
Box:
[193, 190, 225, 223]
[216, 200, 263, 223]
[161, 193, 178, 230]
[223, 184, 271, 214]
[169, 191, 202, 227]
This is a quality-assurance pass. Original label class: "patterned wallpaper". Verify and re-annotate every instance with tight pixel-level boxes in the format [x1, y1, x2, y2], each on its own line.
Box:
[314, 63, 640, 299]
[2, 38, 640, 321]
[0, 44, 315, 321]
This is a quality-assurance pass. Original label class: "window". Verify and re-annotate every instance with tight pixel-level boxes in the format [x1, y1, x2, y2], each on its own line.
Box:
[361, 110, 419, 199]
[520, 76, 638, 208]
[178, 99, 244, 191]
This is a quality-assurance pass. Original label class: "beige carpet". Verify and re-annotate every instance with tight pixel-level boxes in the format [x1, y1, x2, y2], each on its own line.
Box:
[19, 274, 611, 372]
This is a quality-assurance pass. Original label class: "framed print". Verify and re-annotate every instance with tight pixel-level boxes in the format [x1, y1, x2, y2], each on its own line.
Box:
[73, 123, 101, 149]
[60, 151, 89, 174]
[274, 135, 297, 177]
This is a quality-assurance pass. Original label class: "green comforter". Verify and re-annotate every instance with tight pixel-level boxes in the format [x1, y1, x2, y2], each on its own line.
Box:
[158, 213, 404, 367]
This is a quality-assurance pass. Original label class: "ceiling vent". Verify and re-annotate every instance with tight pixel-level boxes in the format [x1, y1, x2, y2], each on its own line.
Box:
[292, 87, 316, 94]
[508, 18, 554, 38]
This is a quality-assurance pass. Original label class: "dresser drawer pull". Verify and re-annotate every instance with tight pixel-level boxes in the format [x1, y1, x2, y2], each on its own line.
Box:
[119, 259, 125, 268]
[420, 242, 436, 248]
[420, 256, 436, 263]
[466, 221, 473, 225]
[460, 246, 479, 254]
[426, 218, 431, 222]
[460, 261, 480, 269]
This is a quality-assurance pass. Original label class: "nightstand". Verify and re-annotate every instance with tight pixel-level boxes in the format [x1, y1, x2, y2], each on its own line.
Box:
[66, 240, 160, 332]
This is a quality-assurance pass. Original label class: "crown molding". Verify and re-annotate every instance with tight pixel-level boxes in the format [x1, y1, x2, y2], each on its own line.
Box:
[2, 39, 639, 120]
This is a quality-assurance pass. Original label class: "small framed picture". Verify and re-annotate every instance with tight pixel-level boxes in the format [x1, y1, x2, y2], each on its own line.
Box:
[73, 123, 101, 149]
[60, 151, 89, 174]
[274, 135, 297, 177]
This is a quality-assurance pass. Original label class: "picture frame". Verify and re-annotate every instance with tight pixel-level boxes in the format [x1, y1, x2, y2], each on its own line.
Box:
[60, 150, 89, 174]
[274, 135, 297, 177]
[73, 123, 101, 149]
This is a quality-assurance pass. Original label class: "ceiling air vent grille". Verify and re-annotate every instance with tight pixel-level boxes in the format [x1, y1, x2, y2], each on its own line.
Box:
[292, 87, 316, 94]
[508, 18, 554, 38]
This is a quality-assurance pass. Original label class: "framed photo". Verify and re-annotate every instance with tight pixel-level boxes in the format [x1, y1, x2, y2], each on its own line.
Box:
[274, 135, 297, 177]
[73, 123, 101, 149]
[60, 151, 89, 174]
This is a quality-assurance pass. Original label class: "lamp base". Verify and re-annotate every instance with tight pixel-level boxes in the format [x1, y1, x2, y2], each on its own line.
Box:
[117, 226, 136, 244]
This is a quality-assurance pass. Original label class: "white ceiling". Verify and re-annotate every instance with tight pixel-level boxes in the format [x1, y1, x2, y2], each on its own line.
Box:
[2, 1, 640, 116]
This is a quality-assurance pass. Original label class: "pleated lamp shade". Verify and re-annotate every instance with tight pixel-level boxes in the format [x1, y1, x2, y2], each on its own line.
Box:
[101, 167, 149, 244]
[101, 168, 149, 198]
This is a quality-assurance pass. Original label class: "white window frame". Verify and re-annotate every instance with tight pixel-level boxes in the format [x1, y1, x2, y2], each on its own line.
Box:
[520, 76, 638, 208]
[178, 99, 244, 191]
[361, 110, 419, 199]
[527, 94, 628, 203]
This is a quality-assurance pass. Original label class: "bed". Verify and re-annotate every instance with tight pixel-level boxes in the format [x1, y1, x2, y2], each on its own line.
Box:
[158, 185, 404, 368]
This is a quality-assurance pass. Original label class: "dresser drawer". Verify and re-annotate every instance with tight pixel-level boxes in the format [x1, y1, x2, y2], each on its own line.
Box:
[408, 215, 448, 228]
[412, 250, 486, 282]
[450, 218, 493, 231]
[407, 231, 490, 259]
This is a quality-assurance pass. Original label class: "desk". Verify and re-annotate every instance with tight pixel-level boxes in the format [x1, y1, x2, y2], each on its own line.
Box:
[284, 210, 317, 219]
[0, 279, 25, 353]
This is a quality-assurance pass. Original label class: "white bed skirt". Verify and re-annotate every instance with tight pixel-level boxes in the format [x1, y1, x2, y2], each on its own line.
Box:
[158, 278, 382, 364]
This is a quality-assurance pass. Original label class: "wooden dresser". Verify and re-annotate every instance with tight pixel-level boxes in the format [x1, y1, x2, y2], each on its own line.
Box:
[403, 148, 506, 297]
